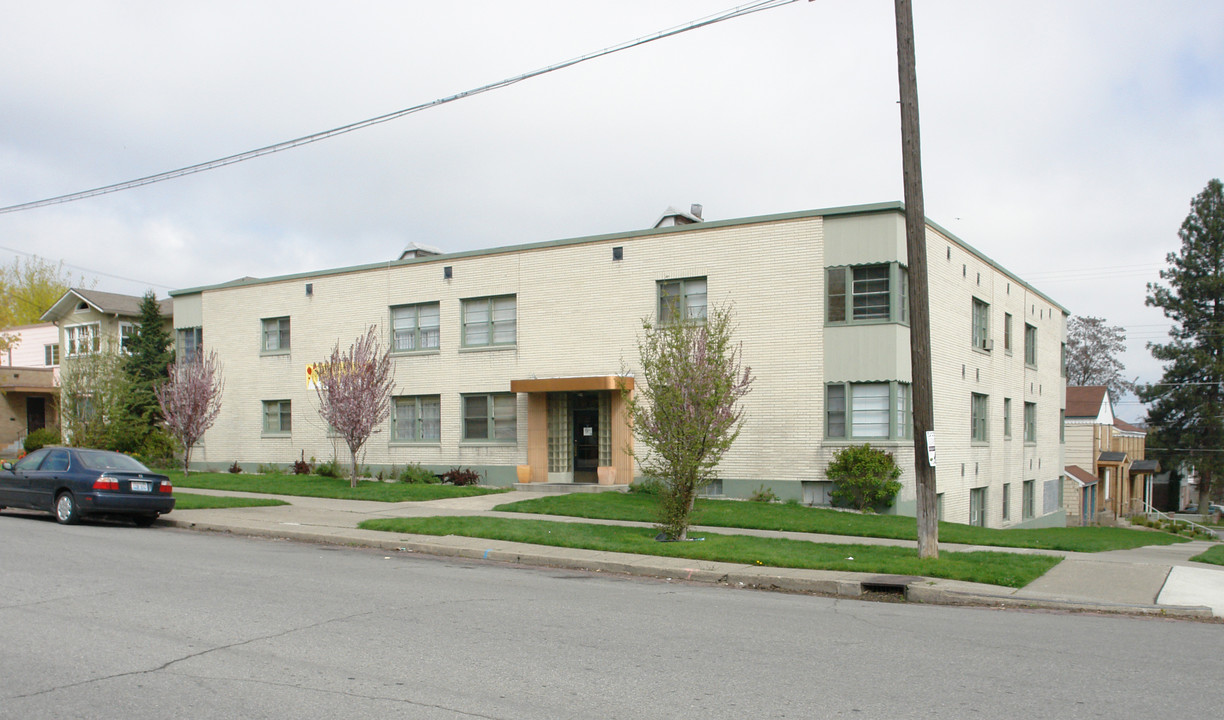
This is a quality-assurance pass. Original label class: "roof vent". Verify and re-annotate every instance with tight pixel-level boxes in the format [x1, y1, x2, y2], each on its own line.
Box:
[399, 242, 443, 260]
[652, 204, 706, 229]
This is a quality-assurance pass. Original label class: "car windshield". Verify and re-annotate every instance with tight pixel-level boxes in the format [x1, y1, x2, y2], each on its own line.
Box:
[76, 450, 153, 473]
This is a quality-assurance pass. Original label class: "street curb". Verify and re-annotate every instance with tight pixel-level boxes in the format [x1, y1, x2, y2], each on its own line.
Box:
[904, 584, 1215, 619]
[159, 517, 1217, 619]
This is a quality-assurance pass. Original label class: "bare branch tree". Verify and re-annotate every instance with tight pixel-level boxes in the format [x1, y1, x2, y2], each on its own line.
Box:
[1066, 315, 1137, 399]
[155, 350, 224, 475]
[315, 325, 395, 487]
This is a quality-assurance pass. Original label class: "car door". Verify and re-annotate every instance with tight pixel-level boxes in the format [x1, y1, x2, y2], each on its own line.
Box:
[27, 448, 71, 511]
[0, 449, 51, 509]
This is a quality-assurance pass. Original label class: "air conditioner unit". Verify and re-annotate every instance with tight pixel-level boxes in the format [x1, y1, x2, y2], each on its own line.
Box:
[983, 339, 994, 351]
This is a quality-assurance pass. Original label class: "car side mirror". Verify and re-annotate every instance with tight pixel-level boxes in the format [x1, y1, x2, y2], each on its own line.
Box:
[1, 461, 12, 471]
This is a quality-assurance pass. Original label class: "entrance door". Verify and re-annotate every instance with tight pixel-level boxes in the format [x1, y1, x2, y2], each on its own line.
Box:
[26, 397, 46, 433]
[572, 393, 599, 483]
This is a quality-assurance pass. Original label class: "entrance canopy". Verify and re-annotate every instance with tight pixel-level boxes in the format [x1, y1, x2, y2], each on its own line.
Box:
[1066, 465, 1099, 487]
[1129, 459, 1161, 475]
[510, 375, 633, 393]
[510, 375, 634, 486]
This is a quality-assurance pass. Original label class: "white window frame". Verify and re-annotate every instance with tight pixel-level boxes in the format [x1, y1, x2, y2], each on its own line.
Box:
[65, 323, 100, 357]
[44, 343, 60, 366]
[119, 322, 136, 354]
[1024, 402, 1037, 443]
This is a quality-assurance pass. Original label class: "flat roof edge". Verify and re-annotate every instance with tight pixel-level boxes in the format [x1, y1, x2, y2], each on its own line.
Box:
[169, 202, 904, 296]
[168, 200, 1067, 315]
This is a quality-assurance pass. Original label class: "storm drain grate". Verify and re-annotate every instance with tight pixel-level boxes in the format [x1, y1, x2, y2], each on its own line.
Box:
[860, 575, 923, 597]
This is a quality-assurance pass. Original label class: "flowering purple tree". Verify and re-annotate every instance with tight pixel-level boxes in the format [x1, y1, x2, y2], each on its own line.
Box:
[315, 326, 395, 488]
[625, 303, 754, 540]
[155, 350, 224, 476]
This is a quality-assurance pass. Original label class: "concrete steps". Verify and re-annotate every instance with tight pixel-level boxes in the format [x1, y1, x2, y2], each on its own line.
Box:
[513, 482, 628, 494]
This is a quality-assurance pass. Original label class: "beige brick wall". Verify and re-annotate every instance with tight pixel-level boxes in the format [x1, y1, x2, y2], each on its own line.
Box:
[183, 206, 1066, 527]
[191, 215, 826, 481]
[923, 228, 1065, 527]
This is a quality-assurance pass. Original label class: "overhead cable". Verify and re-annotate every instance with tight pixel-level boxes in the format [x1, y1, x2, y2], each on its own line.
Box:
[0, 0, 798, 215]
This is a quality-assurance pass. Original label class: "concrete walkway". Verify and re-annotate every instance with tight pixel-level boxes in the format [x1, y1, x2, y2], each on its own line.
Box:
[163, 488, 1224, 620]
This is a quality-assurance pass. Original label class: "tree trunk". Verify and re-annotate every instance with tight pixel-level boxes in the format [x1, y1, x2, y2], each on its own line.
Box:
[349, 446, 359, 489]
[676, 485, 697, 541]
[183, 443, 192, 477]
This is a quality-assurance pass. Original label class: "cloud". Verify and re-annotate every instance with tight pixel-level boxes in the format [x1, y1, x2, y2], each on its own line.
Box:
[2, 0, 1222, 410]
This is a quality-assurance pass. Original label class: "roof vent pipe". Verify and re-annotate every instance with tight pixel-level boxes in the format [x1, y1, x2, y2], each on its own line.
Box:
[690, 203, 703, 220]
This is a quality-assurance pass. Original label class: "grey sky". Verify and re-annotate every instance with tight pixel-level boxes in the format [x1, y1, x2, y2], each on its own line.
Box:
[3, 1, 1223, 420]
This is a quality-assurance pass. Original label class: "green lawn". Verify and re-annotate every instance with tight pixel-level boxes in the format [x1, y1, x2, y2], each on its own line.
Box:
[359, 516, 1061, 588]
[1190, 544, 1224, 566]
[166, 471, 509, 502]
[494, 493, 1189, 553]
[173, 492, 290, 510]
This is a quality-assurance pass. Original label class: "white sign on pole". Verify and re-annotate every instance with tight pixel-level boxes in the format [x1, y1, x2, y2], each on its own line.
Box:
[925, 431, 936, 467]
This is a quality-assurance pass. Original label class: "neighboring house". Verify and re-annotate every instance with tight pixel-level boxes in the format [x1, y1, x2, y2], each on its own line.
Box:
[0, 322, 61, 455]
[1062, 385, 1157, 524]
[40, 288, 173, 357]
[39, 289, 173, 435]
[170, 201, 1069, 528]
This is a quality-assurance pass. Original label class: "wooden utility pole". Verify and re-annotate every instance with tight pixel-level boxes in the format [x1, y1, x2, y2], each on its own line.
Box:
[894, 0, 938, 559]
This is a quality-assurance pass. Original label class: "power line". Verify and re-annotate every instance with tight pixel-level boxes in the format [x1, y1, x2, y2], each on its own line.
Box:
[0, 244, 169, 290]
[0, 0, 798, 216]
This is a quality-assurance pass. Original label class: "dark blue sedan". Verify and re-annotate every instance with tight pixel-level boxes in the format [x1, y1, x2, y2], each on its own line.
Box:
[0, 447, 174, 526]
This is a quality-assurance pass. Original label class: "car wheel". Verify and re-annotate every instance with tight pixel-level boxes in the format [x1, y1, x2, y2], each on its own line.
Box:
[54, 492, 80, 525]
[132, 514, 158, 528]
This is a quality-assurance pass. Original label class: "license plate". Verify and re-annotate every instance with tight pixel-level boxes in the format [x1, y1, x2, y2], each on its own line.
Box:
[130, 481, 151, 492]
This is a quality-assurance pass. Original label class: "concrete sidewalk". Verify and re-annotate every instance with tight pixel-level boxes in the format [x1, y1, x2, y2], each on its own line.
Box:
[162, 488, 1224, 620]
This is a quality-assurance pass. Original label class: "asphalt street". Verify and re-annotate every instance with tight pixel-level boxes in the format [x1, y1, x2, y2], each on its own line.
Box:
[1, 515, 1221, 720]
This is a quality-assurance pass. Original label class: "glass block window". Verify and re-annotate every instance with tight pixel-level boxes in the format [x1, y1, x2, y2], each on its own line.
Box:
[547, 393, 570, 473]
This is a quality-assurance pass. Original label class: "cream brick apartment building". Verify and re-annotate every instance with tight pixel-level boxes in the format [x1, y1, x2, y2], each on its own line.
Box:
[171, 202, 1068, 528]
